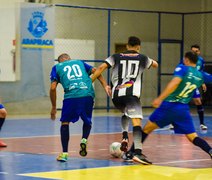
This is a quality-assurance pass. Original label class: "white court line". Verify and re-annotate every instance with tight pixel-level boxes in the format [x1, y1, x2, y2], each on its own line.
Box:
[154, 158, 211, 165]
[0, 172, 8, 175]
[1, 132, 122, 139]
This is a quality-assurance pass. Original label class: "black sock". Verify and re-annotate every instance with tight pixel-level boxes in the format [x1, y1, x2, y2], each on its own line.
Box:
[60, 124, 69, 152]
[197, 105, 204, 125]
[141, 130, 149, 143]
[0, 118, 5, 130]
[122, 131, 128, 139]
[193, 137, 212, 155]
[82, 123, 91, 139]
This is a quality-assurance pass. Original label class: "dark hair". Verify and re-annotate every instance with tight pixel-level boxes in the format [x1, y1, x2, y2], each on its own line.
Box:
[128, 36, 141, 46]
[191, 44, 200, 50]
[184, 51, 198, 64]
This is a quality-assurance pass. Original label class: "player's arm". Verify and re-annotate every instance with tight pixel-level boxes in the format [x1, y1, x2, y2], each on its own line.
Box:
[49, 81, 58, 120]
[152, 77, 182, 108]
[151, 60, 158, 68]
[91, 67, 111, 96]
[91, 62, 108, 82]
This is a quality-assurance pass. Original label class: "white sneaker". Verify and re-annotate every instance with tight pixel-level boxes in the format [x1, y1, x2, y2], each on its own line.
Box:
[200, 124, 207, 130]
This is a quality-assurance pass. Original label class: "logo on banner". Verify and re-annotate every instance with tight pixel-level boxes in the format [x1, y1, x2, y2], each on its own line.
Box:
[28, 11, 48, 38]
[22, 11, 54, 49]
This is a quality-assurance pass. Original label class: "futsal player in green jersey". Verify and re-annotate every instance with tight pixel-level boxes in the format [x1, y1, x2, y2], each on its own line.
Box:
[124, 51, 212, 162]
[50, 53, 111, 162]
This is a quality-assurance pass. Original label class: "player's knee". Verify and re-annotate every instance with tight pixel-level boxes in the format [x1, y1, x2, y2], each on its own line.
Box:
[193, 98, 202, 105]
[0, 109, 7, 118]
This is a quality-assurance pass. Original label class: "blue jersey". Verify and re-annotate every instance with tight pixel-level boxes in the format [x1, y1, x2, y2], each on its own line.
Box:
[179, 55, 205, 71]
[50, 60, 95, 99]
[165, 65, 212, 104]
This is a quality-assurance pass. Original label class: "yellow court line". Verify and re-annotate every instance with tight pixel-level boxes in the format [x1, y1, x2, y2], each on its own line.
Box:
[19, 165, 212, 180]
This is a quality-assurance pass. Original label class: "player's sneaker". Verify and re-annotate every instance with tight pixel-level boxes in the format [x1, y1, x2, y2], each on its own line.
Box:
[79, 138, 87, 157]
[133, 153, 152, 165]
[120, 139, 129, 152]
[200, 124, 207, 130]
[122, 151, 133, 162]
[0, 140, 7, 147]
[169, 124, 174, 130]
[57, 153, 68, 162]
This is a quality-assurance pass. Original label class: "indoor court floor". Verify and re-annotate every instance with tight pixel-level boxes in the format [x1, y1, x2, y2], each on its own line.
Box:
[0, 110, 211, 180]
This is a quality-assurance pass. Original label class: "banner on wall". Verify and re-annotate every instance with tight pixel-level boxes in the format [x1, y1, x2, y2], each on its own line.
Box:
[20, 3, 54, 50]
[13, 3, 55, 101]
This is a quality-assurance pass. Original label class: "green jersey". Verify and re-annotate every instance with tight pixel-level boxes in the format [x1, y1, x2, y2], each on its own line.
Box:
[50, 60, 95, 99]
[165, 65, 208, 104]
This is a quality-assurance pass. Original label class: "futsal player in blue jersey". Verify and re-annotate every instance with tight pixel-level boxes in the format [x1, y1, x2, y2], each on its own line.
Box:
[124, 51, 212, 162]
[179, 44, 207, 130]
[50, 53, 111, 162]
[0, 104, 7, 147]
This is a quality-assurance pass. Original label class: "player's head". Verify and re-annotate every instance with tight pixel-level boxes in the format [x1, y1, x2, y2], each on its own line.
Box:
[191, 44, 200, 55]
[184, 51, 198, 65]
[56, 53, 71, 63]
[127, 36, 141, 52]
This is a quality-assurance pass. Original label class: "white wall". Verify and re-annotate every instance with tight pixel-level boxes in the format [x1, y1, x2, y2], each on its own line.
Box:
[0, 0, 24, 81]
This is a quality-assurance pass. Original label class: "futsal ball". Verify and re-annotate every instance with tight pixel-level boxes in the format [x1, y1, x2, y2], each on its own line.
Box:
[109, 142, 123, 158]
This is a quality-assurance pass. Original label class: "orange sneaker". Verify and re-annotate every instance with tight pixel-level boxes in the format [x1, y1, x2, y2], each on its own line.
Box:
[0, 140, 7, 147]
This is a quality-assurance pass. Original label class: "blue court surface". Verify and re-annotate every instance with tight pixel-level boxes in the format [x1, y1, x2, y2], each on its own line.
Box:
[0, 113, 211, 180]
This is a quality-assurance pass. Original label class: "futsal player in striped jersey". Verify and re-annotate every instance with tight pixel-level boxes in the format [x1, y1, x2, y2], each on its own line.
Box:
[92, 36, 158, 164]
[126, 51, 212, 162]
[50, 53, 111, 162]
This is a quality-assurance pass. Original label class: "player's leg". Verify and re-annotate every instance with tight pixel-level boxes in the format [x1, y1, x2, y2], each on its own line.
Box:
[186, 133, 212, 159]
[120, 114, 130, 152]
[79, 96, 94, 157]
[125, 97, 152, 165]
[112, 97, 130, 152]
[57, 98, 79, 162]
[0, 104, 7, 147]
[193, 89, 207, 130]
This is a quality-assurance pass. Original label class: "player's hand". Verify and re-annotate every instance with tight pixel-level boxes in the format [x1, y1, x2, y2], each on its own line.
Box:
[105, 85, 112, 97]
[152, 98, 162, 108]
[50, 107, 57, 120]
[202, 84, 207, 92]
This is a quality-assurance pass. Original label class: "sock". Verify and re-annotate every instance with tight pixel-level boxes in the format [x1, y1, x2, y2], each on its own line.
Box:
[121, 115, 130, 132]
[133, 126, 142, 152]
[193, 137, 212, 155]
[82, 123, 91, 139]
[141, 130, 149, 143]
[129, 131, 148, 152]
[122, 131, 128, 140]
[60, 124, 69, 152]
[0, 118, 5, 130]
[197, 105, 204, 125]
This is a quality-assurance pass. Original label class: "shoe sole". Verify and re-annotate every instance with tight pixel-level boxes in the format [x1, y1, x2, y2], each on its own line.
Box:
[120, 141, 128, 152]
[79, 143, 87, 157]
[57, 159, 67, 162]
[132, 156, 152, 165]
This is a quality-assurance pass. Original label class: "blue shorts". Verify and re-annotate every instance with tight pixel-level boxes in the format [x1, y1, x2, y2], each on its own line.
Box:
[0, 104, 5, 109]
[149, 101, 195, 134]
[192, 88, 201, 98]
[60, 96, 94, 124]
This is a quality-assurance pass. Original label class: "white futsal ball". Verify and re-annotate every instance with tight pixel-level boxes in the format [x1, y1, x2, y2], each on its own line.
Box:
[109, 142, 123, 158]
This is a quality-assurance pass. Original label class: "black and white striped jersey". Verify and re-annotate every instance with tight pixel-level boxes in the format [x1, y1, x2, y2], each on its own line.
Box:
[105, 50, 153, 99]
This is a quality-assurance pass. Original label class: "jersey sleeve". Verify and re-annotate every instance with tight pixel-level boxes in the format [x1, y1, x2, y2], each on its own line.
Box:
[198, 56, 205, 71]
[146, 57, 153, 69]
[202, 71, 212, 84]
[83, 61, 93, 75]
[50, 66, 59, 83]
[173, 65, 186, 79]
[105, 55, 114, 68]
